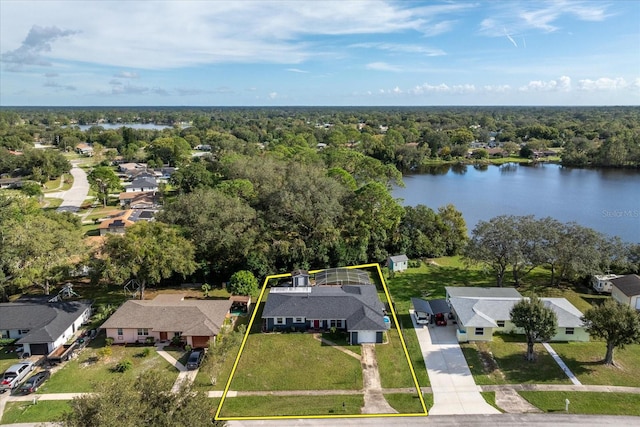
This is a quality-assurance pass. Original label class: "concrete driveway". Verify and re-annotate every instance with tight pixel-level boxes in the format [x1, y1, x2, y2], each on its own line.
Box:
[55, 163, 90, 213]
[410, 311, 500, 415]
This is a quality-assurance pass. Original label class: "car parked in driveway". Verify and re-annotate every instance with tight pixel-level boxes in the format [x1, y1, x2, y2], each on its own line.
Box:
[186, 349, 204, 370]
[20, 370, 51, 394]
[0, 362, 35, 393]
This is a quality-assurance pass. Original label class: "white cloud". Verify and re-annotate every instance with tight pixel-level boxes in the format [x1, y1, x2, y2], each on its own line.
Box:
[519, 76, 571, 92]
[366, 62, 403, 72]
[0, 1, 473, 70]
[286, 68, 309, 73]
[114, 71, 139, 79]
[351, 42, 446, 56]
[1, 25, 78, 70]
[479, 1, 614, 37]
[409, 82, 476, 94]
[577, 77, 630, 91]
[269, 92, 278, 99]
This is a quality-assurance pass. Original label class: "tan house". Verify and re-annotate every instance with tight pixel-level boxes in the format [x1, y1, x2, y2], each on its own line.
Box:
[98, 210, 135, 235]
[610, 274, 640, 311]
[101, 294, 232, 348]
[445, 287, 589, 343]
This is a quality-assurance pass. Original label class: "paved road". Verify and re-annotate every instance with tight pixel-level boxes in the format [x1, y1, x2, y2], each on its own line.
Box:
[54, 163, 90, 213]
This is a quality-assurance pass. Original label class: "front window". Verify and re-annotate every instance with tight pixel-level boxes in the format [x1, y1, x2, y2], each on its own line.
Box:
[565, 328, 574, 335]
[117, 328, 123, 336]
[475, 327, 484, 335]
[274, 317, 285, 325]
[294, 317, 305, 323]
[174, 332, 181, 337]
[137, 328, 149, 336]
[496, 321, 505, 328]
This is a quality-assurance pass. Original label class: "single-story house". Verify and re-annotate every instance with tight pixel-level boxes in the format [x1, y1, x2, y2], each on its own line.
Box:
[99, 210, 135, 235]
[610, 274, 640, 311]
[119, 162, 148, 176]
[388, 255, 409, 273]
[0, 297, 92, 355]
[591, 274, 622, 293]
[445, 287, 589, 343]
[125, 175, 158, 193]
[101, 294, 232, 348]
[119, 191, 160, 209]
[262, 269, 388, 345]
[75, 143, 94, 156]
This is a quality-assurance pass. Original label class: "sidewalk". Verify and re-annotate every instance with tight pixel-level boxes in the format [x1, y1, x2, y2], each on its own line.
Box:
[155, 343, 199, 393]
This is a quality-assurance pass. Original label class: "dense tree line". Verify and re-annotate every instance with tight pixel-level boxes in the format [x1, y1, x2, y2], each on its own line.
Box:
[2, 106, 639, 170]
[464, 215, 636, 288]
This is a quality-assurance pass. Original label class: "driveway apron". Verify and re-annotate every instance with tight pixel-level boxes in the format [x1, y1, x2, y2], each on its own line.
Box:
[410, 311, 500, 415]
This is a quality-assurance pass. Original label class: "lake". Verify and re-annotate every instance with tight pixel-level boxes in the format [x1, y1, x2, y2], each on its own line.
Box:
[392, 163, 640, 243]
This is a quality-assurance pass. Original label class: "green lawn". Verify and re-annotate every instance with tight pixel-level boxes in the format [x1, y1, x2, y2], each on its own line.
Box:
[1, 400, 71, 425]
[0, 345, 22, 374]
[383, 393, 427, 414]
[228, 333, 362, 391]
[375, 327, 421, 389]
[38, 340, 177, 393]
[519, 391, 640, 415]
[218, 395, 364, 418]
[460, 335, 570, 385]
[550, 342, 640, 387]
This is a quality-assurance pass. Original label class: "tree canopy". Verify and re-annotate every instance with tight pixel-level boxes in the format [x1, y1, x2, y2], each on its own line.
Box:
[581, 299, 640, 365]
[510, 296, 558, 362]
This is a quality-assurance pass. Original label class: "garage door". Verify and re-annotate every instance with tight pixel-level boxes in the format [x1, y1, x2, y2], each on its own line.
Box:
[356, 331, 377, 344]
[191, 336, 210, 348]
[29, 343, 49, 355]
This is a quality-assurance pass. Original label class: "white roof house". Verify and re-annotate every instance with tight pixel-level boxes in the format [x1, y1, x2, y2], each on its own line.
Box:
[445, 287, 588, 343]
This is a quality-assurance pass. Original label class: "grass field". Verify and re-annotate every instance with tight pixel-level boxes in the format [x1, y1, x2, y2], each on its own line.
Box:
[218, 395, 365, 418]
[1, 400, 71, 425]
[519, 391, 640, 415]
[0, 346, 22, 374]
[37, 337, 177, 393]
[383, 393, 427, 414]
[461, 335, 571, 385]
[549, 342, 640, 387]
[228, 333, 362, 391]
[375, 327, 421, 389]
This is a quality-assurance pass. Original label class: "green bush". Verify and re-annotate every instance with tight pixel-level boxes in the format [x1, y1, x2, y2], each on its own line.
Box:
[114, 359, 133, 373]
[139, 348, 151, 358]
[97, 346, 112, 359]
[185, 345, 192, 353]
[105, 337, 114, 346]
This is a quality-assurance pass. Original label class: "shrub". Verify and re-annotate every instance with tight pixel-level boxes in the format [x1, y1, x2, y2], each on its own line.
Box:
[184, 345, 192, 353]
[114, 359, 133, 373]
[139, 348, 151, 358]
[105, 337, 114, 346]
[97, 346, 112, 359]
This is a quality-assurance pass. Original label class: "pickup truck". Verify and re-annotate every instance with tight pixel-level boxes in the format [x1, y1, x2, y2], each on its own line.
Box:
[0, 362, 35, 393]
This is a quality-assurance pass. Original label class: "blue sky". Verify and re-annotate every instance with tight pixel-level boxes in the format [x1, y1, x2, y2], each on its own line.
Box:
[1, 0, 638, 106]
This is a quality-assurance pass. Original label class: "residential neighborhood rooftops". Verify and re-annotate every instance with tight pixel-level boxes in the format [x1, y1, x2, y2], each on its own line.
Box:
[0, 299, 92, 344]
[610, 274, 640, 297]
[101, 295, 232, 337]
[445, 286, 522, 299]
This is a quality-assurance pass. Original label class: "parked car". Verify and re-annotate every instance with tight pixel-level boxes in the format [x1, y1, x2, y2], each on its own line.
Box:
[435, 313, 448, 326]
[414, 312, 429, 325]
[186, 350, 204, 370]
[20, 370, 51, 394]
[0, 362, 35, 393]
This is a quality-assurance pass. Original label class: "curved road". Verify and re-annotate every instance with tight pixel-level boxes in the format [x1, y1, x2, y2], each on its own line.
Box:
[54, 162, 90, 213]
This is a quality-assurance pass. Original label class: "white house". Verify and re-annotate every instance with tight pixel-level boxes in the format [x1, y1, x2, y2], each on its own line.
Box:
[445, 287, 589, 343]
[0, 297, 92, 355]
[610, 274, 640, 311]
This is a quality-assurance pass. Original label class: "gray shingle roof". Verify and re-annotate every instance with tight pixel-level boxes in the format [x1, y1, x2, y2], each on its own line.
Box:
[610, 274, 640, 297]
[389, 255, 409, 263]
[0, 300, 92, 344]
[101, 296, 231, 336]
[263, 285, 387, 331]
[446, 286, 522, 299]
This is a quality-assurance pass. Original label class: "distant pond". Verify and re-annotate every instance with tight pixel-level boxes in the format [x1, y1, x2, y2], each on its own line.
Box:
[393, 162, 640, 243]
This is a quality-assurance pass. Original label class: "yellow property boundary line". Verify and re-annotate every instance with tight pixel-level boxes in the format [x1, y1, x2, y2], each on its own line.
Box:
[214, 263, 428, 421]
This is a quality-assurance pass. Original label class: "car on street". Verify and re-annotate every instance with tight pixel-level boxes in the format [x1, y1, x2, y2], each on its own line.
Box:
[0, 362, 35, 393]
[20, 370, 51, 394]
[186, 349, 204, 370]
